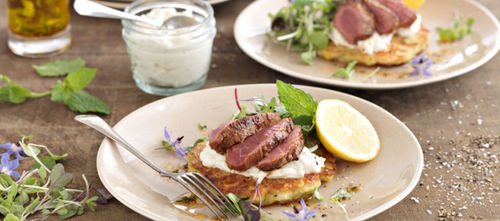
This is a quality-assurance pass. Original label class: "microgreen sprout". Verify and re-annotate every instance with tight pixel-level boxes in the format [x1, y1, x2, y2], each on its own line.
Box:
[333, 61, 357, 78]
[0, 137, 102, 220]
[282, 198, 319, 221]
[410, 54, 433, 77]
[436, 12, 475, 42]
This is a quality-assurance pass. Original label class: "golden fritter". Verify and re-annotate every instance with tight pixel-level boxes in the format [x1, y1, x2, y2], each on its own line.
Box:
[187, 142, 336, 206]
[318, 28, 429, 66]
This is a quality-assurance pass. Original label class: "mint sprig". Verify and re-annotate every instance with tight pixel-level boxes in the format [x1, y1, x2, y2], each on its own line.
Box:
[0, 59, 110, 114]
[276, 80, 317, 125]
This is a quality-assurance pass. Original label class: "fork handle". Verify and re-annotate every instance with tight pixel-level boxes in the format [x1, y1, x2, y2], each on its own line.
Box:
[75, 114, 172, 177]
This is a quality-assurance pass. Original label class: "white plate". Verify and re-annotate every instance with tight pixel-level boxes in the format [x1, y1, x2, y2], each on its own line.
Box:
[234, 0, 500, 89]
[96, 84, 423, 221]
[90, 0, 229, 9]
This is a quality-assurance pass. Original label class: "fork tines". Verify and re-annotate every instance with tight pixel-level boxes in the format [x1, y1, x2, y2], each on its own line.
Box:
[174, 172, 240, 220]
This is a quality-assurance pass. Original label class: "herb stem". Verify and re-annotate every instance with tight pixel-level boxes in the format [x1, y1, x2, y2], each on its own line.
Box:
[31, 90, 52, 98]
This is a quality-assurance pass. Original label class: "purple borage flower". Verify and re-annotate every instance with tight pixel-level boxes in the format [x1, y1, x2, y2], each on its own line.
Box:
[282, 198, 319, 221]
[0, 152, 20, 179]
[410, 54, 433, 77]
[163, 127, 188, 157]
[0, 142, 25, 159]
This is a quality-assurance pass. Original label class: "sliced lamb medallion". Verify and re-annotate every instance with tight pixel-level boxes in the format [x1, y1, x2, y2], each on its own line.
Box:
[208, 113, 281, 155]
[226, 118, 294, 172]
[333, 0, 375, 44]
[375, 0, 417, 28]
[256, 125, 304, 171]
[364, 0, 399, 34]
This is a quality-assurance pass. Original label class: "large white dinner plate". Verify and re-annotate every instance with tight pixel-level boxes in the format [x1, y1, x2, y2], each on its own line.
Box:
[234, 0, 500, 89]
[96, 84, 423, 220]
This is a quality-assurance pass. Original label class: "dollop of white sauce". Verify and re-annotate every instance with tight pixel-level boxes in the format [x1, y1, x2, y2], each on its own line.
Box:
[397, 14, 422, 38]
[330, 13, 421, 54]
[199, 143, 326, 183]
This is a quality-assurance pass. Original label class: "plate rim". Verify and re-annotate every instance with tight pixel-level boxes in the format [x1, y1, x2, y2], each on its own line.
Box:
[233, 0, 500, 90]
[96, 83, 424, 220]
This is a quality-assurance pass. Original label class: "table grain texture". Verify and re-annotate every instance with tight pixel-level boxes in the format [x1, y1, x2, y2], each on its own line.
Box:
[1, 0, 500, 220]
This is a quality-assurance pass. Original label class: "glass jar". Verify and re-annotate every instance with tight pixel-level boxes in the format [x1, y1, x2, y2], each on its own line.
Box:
[122, 0, 216, 96]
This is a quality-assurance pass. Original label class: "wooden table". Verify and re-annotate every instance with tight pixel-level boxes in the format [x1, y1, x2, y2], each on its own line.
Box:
[1, 0, 500, 220]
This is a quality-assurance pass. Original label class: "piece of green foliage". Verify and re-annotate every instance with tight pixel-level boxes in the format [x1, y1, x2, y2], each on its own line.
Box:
[0, 75, 50, 104]
[50, 68, 110, 114]
[437, 15, 475, 42]
[0, 59, 110, 114]
[33, 58, 86, 77]
[333, 61, 357, 78]
[276, 80, 317, 123]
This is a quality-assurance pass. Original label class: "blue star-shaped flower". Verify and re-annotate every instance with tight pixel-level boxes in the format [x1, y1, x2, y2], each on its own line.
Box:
[164, 127, 188, 157]
[0, 153, 20, 179]
[410, 54, 433, 77]
[282, 199, 319, 221]
[0, 142, 25, 159]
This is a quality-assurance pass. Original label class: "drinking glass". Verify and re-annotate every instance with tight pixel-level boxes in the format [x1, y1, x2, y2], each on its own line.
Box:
[7, 0, 71, 57]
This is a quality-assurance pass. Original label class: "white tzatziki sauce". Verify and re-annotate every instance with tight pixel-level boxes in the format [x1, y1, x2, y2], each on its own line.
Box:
[330, 13, 422, 54]
[199, 143, 326, 184]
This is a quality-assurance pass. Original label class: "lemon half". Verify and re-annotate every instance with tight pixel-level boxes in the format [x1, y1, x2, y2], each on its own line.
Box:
[315, 99, 380, 163]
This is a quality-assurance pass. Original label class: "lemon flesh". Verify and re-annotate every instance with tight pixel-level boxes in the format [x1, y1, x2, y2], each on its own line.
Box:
[315, 99, 380, 163]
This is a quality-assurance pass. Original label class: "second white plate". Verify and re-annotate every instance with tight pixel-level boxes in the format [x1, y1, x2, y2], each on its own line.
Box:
[234, 0, 500, 89]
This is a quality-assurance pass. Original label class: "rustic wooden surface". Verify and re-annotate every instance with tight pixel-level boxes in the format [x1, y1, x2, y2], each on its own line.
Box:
[1, 0, 500, 220]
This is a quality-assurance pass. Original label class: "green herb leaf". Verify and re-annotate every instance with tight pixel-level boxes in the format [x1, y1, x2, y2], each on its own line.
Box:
[65, 68, 97, 91]
[0, 75, 50, 103]
[22, 196, 40, 215]
[300, 51, 314, 66]
[30, 156, 56, 170]
[50, 164, 74, 189]
[65, 90, 111, 114]
[333, 61, 357, 78]
[4, 213, 22, 221]
[33, 58, 86, 77]
[437, 15, 475, 42]
[309, 31, 329, 50]
[187, 137, 209, 152]
[313, 188, 324, 201]
[276, 80, 318, 121]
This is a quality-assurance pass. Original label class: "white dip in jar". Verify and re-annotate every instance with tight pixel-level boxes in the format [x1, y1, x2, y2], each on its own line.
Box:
[122, 0, 216, 96]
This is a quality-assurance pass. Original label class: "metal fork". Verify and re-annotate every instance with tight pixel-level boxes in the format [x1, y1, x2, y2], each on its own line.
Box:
[75, 115, 239, 220]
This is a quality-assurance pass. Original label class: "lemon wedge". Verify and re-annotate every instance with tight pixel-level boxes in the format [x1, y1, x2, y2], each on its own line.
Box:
[315, 99, 380, 163]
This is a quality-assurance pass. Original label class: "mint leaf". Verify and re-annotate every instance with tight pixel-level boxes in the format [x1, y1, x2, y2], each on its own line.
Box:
[0, 75, 50, 103]
[276, 80, 317, 122]
[66, 90, 110, 114]
[33, 58, 86, 77]
[50, 69, 110, 114]
[66, 68, 97, 91]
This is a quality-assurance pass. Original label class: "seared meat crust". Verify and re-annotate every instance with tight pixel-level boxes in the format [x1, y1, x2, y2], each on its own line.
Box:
[187, 142, 336, 206]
